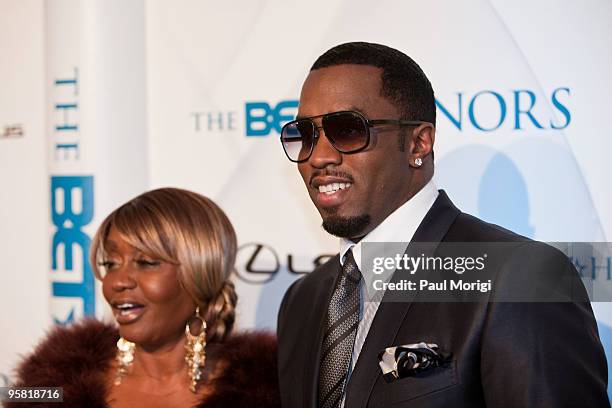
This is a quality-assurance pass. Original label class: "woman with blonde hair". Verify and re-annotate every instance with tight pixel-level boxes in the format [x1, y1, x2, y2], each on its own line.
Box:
[9, 188, 279, 407]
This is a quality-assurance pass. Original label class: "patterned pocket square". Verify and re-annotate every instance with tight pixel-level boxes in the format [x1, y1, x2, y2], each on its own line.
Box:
[378, 342, 452, 383]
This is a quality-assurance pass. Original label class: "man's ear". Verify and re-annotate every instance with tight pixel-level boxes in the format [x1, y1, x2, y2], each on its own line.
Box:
[408, 123, 435, 167]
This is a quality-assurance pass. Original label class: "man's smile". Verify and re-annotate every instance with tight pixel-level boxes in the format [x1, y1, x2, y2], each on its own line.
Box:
[318, 182, 352, 194]
[310, 175, 354, 209]
[314, 182, 352, 209]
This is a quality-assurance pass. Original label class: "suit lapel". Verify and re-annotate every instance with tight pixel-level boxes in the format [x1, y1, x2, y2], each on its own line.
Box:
[303, 255, 342, 408]
[344, 190, 461, 407]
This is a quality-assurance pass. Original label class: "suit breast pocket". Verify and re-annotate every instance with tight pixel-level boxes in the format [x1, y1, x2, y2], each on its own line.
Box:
[371, 360, 459, 407]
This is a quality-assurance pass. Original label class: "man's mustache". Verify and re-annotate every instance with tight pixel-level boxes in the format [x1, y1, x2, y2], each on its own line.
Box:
[309, 170, 355, 186]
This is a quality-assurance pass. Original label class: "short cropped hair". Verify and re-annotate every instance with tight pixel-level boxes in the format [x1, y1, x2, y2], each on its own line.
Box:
[311, 42, 436, 126]
[90, 187, 237, 342]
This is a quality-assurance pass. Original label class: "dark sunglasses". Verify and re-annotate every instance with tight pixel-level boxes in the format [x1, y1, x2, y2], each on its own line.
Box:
[280, 110, 431, 163]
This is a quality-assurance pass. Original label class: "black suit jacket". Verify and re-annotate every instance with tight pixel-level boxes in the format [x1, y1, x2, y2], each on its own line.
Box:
[277, 191, 609, 407]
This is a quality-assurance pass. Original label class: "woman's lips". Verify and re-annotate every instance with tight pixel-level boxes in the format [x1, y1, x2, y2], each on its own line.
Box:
[113, 305, 146, 325]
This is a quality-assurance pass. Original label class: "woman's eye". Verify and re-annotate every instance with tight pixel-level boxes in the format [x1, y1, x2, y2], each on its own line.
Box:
[99, 260, 118, 270]
[135, 259, 161, 267]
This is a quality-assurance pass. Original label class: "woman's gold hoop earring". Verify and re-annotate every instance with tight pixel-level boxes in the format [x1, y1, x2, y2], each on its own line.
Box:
[185, 306, 207, 393]
[115, 337, 135, 385]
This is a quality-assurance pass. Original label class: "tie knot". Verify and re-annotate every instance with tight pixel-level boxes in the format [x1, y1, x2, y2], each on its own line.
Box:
[342, 250, 361, 283]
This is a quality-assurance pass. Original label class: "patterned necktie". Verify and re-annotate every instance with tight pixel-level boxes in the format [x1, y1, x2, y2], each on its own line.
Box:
[318, 249, 362, 408]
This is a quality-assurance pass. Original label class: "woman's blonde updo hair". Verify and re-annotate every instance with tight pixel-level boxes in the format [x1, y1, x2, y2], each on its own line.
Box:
[90, 187, 237, 342]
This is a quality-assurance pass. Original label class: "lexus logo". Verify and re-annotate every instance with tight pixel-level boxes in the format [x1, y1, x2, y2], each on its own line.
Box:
[234, 242, 333, 284]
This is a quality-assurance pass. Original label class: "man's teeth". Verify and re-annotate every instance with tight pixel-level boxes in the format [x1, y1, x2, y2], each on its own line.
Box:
[318, 183, 352, 195]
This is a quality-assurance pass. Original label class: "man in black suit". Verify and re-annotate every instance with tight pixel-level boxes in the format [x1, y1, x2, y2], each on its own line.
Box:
[276, 42, 609, 407]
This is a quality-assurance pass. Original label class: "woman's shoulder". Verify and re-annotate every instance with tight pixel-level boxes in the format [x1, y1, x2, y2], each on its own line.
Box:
[11, 319, 118, 389]
[221, 330, 277, 358]
[202, 330, 280, 408]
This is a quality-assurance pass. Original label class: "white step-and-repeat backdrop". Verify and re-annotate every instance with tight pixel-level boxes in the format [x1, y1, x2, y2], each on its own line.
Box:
[2, 0, 611, 396]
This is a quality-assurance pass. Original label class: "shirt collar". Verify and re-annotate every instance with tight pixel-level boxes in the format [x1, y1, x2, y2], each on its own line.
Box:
[339, 179, 439, 271]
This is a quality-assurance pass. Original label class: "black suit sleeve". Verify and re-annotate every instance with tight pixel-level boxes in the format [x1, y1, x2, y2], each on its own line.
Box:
[480, 244, 609, 407]
[277, 277, 299, 335]
[276, 277, 304, 408]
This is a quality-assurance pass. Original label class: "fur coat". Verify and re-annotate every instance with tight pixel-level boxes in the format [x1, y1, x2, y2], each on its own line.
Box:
[7, 319, 280, 407]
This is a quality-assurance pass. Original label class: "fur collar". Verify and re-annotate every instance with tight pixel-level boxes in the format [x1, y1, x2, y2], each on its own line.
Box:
[9, 319, 279, 407]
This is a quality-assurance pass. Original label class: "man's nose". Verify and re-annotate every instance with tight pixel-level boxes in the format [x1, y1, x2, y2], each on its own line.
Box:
[309, 130, 342, 168]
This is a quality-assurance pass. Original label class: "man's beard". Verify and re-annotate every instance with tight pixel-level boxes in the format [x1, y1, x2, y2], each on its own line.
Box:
[322, 214, 370, 238]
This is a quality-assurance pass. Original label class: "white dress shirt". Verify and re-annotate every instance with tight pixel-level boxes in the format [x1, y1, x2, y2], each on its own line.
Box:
[338, 179, 439, 405]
